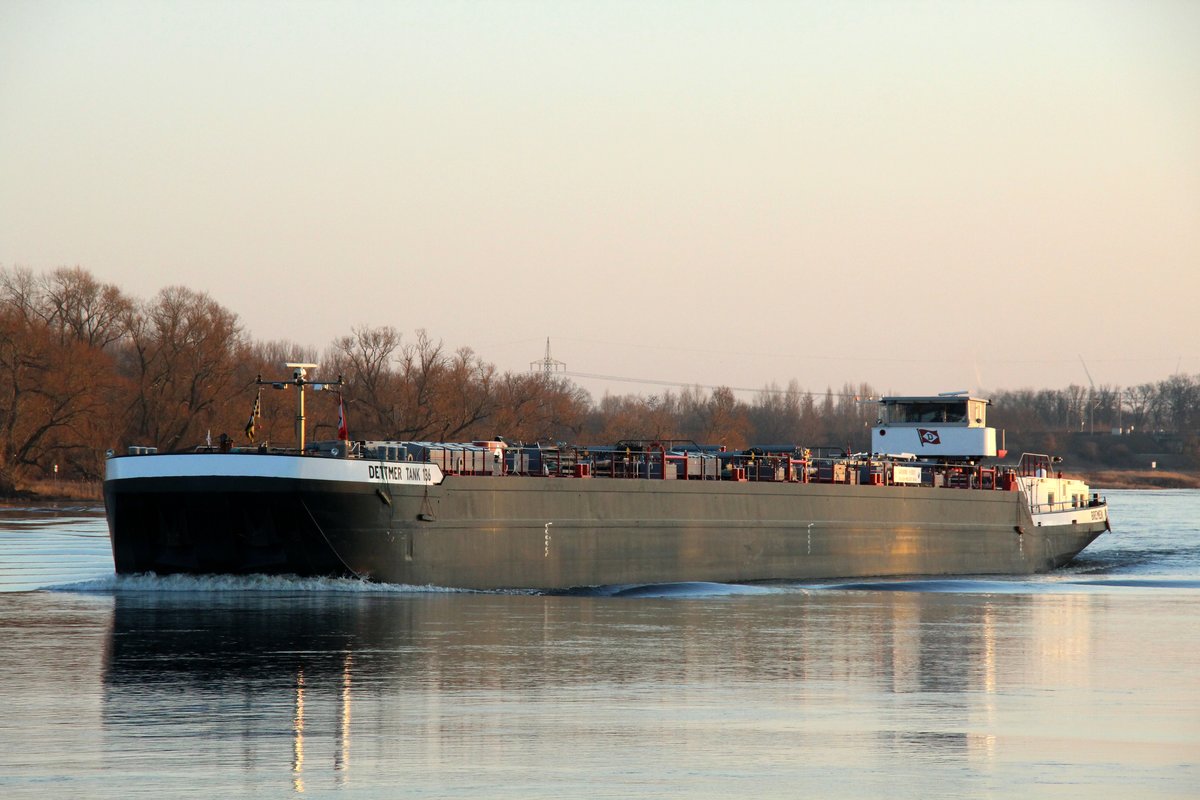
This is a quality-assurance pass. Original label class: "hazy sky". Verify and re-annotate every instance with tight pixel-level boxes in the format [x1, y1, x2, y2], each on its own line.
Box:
[2, 0, 1198, 401]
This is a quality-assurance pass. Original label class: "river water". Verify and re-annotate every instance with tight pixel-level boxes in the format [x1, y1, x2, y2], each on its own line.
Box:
[0, 490, 1197, 798]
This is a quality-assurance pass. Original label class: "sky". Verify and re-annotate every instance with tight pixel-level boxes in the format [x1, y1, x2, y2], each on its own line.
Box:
[2, 0, 1198, 402]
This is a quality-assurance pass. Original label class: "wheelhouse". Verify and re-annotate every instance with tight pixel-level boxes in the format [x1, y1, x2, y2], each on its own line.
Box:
[871, 393, 997, 462]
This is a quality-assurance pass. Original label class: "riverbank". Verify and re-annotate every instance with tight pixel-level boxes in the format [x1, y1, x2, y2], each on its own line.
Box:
[1081, 470, 1200, 490]
[0, 479, 102, 504]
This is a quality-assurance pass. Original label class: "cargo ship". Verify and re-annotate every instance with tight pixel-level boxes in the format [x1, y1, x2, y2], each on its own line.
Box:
[103, 365, 1110, 590]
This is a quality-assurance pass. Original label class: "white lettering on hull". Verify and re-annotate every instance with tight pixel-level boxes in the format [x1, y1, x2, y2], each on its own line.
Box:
[366, 463, 434, 483]
[1033, 505, 1108, 528]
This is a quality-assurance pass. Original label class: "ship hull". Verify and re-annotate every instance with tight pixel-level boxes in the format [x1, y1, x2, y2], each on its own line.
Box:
[104, 458, 1107, 589]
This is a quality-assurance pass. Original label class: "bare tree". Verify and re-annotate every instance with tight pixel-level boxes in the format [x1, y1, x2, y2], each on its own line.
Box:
[122, 286, 245, 451]
[327, 325, 403, 439]
[0, 310, 115, 483]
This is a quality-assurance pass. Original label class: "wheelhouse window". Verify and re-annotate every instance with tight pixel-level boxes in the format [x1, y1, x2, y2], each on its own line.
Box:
[886, 401, 968, 424]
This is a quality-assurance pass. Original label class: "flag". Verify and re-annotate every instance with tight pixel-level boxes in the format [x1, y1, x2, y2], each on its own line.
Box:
[245, 390, 261, 442]
[336, 393, 349, 440]
[917, 428, 941, 446]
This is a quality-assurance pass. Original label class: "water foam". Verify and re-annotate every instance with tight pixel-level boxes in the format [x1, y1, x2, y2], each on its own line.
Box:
[808, 578, 1038, 594]
[1062, 577, 1200, 590]
[568, 581, 800, 599]
[47, 572, 483, 594]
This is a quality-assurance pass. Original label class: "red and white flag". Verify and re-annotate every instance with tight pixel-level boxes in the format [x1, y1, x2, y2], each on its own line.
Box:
[917, 428, 941, 446]
[336, 394, 349, 440]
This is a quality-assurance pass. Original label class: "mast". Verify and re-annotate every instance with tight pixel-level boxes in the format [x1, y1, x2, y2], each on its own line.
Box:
[287, 363, 317, 450]
[256, 362, 343, 451]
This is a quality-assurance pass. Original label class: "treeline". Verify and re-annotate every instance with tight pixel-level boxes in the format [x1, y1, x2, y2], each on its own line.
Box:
[2, 266, 1198, 490]
[988, 381, 1200, 438]
[987, 381, 1200, 469]
[0, 266, 589, 490]
[584, 377, 1200, 469]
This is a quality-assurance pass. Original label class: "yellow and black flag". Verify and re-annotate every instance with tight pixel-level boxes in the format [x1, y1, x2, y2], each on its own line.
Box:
[245, 389, 261, 442]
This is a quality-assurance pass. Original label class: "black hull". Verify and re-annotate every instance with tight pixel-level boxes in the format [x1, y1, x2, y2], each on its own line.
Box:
[104, 473, 1107, 590]
[104, 476, 381, 578]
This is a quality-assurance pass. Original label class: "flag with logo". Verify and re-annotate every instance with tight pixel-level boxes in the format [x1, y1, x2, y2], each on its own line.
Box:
[245, 389, 261, 442]
[336, 393, 349, 440]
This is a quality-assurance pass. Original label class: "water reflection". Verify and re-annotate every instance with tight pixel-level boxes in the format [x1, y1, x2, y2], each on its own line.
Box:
[292, 667, 305, 793]
[92, 587, 1116, 795]
[337, 653, 351, 780]
[7, 489, 1196, 797]
[101, 589, 1058, 693]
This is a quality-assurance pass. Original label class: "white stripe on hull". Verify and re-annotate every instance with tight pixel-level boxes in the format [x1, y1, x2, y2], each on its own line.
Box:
[106, 453, 444, 486]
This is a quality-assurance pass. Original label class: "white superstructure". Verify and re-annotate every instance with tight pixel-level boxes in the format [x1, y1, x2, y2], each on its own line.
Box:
[871, 394, 1108, 531]
[1014, 453, 1108, 529]
[872, 394, 998, 461]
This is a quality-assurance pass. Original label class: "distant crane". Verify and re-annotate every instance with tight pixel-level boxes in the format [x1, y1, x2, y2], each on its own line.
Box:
[1078, 354, 1096, 434]
[531, 338, 566, 377]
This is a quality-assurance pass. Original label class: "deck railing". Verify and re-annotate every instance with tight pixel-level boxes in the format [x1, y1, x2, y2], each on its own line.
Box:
[156, 441, 1104, 500]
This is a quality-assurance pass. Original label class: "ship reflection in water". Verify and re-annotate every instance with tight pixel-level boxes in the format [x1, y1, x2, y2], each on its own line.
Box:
[89, 583, 1199, 797]
[288, 654, 351, 792]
